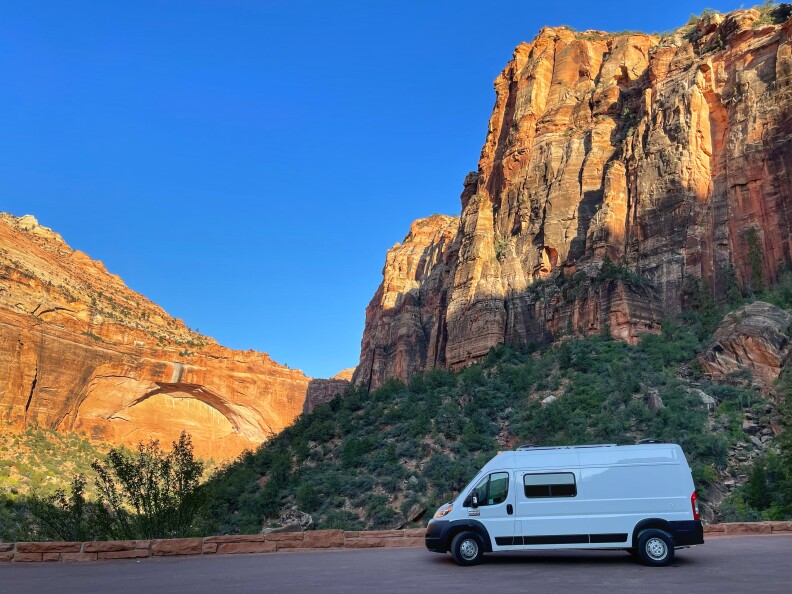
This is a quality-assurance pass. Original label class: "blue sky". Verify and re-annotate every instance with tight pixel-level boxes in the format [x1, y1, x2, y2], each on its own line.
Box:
[1, 0, 747, 378]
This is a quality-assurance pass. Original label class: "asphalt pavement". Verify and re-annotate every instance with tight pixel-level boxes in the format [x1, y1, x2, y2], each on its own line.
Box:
[1, 535, 790, 594]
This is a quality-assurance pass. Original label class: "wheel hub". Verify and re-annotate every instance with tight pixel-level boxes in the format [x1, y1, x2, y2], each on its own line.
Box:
[460, 539, 478, 560]
[646, 537, 667, 560]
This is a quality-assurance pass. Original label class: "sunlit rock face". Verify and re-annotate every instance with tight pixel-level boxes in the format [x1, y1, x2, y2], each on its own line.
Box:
[356, 8, 792, 390]
[0, 214, 309, 459]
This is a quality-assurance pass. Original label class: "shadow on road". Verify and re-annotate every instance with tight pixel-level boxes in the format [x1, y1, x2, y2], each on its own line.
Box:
[427, 549, 698, 567]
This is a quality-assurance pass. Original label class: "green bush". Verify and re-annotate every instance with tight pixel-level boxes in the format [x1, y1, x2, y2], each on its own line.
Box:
[92, 432, 206, 539]
[296, 484, 321, 512]
[29, 475, 112, 541]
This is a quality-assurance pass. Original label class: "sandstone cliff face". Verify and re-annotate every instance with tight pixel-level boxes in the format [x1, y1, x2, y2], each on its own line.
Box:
[356, 8, 792, 389]
[304, 380, 349, 413]
[303, 368, 356, 413]
[0, 214, 309, 459]
[353, 215, 460, 391]
[700, 301, 792, 389]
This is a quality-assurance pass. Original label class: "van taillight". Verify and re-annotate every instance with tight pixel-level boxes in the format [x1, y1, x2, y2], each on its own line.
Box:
[691, 491, 700, 520]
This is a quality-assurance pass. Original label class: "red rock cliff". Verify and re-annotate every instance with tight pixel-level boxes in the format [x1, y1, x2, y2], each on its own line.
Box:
[303, 368, 356, 413]
[355, 7, 792, 389]
[353, 215, 460, 391]
[0, 214, 309, 459]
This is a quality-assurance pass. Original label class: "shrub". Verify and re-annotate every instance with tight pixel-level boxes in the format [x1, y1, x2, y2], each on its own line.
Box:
[92, 432, 206, 539]
[296, 484, 321, 512]
[29, 475, 112, 541]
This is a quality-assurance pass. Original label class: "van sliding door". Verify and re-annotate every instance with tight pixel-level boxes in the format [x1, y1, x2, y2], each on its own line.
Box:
[515, 470, 590, 547]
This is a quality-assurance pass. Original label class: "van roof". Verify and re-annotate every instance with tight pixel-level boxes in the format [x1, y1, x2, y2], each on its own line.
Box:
[480, 443, 686, 473]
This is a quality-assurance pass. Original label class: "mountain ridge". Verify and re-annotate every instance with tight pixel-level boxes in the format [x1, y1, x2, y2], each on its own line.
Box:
[0, 212, 311, 459]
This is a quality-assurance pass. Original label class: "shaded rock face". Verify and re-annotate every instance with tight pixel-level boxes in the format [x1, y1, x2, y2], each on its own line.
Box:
[699, 301, 792, 388]
[356, 9, 792, 390]
[353, 215, 460, 391]
[304, 377, 352, 413]
[0, 214, 309, 459]
[303, 367, 356, 413]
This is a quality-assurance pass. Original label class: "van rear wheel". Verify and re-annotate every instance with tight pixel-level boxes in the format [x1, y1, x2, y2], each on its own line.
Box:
[450, 531, 484, 566]
[636, 529, 674, 567]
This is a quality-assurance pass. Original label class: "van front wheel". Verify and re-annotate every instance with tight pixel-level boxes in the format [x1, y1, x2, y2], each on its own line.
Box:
[450, 531, 484, 566]
[636, 529, 674, 567]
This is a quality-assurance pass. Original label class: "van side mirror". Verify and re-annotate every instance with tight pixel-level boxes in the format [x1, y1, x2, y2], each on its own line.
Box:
[463, 490, 479, 508]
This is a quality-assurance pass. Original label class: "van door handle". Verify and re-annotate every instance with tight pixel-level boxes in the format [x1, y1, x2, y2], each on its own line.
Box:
[506, 504, 513, 515]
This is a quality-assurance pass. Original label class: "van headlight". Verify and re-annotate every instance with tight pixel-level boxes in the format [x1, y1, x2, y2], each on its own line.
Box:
[433, 503, 453, 519]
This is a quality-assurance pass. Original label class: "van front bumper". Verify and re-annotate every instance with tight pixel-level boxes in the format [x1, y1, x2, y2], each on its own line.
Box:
[425, 519, 494, 553]
[425, 520, 450, 553]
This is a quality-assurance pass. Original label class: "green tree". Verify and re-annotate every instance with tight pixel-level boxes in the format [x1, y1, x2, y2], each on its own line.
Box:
[29, 475, 112, 541]
[92, 431, 206, 539]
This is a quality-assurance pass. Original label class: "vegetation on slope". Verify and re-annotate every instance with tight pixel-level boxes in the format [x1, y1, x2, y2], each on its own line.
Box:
[204, 320, 775, 533]
[0, 427, 108, 540]
[204, 267, 792, 534]
[721, 366, 792, 521]
[0, 432, 208, 542]
[0, 427, 107, 497]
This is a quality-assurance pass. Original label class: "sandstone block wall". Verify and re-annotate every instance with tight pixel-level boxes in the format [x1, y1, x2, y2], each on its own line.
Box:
[703, 521, 792, 535]
[0, 528, 428, 563]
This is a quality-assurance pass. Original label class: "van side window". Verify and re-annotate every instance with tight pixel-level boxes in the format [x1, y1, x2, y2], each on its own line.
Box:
[471, 472, 510, 506]
[523, 472, 577, 498]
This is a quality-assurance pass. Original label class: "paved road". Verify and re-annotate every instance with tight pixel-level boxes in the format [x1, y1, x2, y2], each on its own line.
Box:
[2, 535, 791, 594]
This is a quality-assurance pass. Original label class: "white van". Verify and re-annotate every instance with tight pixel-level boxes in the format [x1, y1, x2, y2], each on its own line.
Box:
[425, 443, 703, 566]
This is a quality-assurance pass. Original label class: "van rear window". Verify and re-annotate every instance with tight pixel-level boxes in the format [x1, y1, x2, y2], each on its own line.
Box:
[523, 472, 577, 498]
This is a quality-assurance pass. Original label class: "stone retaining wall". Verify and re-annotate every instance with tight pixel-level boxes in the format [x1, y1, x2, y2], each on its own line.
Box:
[1, 523, 790, 563]
[0, 528, 426, 563]
[703, 521, 792, 536]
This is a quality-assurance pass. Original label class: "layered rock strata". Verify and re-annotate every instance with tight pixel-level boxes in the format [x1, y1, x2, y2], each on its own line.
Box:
[699, 301, 792, 389]
[355, 8, 792, 389]
[0, 214, 309, 459]
[354, 215, 460, 391]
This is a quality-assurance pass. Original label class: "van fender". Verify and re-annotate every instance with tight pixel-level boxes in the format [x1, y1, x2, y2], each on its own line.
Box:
[631, 518, 674, 548]
[445, 520, 493, 553]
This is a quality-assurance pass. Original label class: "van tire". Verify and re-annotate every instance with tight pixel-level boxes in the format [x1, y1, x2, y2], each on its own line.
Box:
[450, 531, 485, 566]
[636, 529, 674, 567]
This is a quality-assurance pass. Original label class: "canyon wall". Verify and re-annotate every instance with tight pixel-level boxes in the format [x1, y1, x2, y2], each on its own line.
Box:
[355, 7, 792, 390]
[0, 214, 309, 459]
[303, 368, 355, 413]
[354, 215, 460, 391]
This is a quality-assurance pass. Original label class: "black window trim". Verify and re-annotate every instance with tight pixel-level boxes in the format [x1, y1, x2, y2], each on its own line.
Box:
[522, 471, 577, 498]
